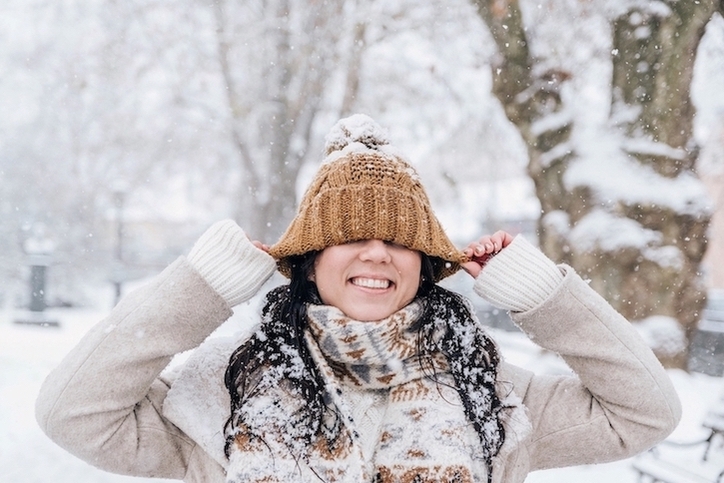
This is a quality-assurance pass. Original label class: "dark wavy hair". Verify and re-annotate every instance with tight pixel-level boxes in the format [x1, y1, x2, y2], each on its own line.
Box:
[223, 252, 507, 476]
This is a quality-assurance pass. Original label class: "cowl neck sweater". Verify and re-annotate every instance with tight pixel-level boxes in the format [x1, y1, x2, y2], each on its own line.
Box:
[223, 296, 531, 482]
[305, 301, 449, 389]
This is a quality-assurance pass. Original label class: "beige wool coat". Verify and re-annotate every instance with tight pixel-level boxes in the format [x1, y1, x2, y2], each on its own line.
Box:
[36, 257, 681, 483]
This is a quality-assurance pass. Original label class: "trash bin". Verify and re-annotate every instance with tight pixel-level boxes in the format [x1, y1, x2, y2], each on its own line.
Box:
[688, 293, 724, 376]
[14, 224, 59, 327]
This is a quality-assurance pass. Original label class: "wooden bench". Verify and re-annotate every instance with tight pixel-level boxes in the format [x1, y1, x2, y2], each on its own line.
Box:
[632, 449, 723, 483]
[633, 405, 724, 483]
[703, 411, 724, 461]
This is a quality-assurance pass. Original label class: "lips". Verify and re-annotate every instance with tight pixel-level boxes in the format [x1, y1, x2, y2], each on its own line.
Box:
[350, 277, 391, 289]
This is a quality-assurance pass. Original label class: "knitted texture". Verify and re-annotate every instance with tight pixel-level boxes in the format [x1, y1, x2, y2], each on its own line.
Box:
[225, 301, 502, 482]
[187, 220, 277, 307]
[474, 235, 564, 312]
[304, 309, 488, 483]
[305, 302, 449, 389]
[269, 114, 464, 281]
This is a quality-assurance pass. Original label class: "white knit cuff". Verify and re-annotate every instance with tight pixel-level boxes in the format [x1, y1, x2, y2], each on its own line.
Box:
[187, 220, 277, 307]
[473, 235, 564, 312]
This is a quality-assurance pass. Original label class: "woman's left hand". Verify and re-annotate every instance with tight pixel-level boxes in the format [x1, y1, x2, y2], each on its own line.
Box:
[250, 240, 270, 253]
[461, 231, 514, 278]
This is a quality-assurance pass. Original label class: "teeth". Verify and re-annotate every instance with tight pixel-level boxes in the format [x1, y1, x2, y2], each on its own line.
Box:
[351, 277, 390, 289]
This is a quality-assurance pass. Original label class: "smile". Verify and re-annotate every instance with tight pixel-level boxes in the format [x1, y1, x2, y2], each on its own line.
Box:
[350, 277, 391, 289]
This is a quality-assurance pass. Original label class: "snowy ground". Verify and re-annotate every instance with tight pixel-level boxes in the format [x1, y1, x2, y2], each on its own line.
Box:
[2, 299, 724, 483]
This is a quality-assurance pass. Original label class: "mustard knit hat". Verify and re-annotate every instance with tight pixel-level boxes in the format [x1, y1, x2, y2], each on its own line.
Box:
[269, 114, 464, 281]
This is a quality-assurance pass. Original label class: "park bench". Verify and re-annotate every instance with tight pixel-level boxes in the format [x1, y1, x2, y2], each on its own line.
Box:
[632, 402, 724, 483]
[632, 449, 724, 483]
[703, 410, 724, 461]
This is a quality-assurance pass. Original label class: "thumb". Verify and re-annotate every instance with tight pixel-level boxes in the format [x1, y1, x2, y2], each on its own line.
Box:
[461, 260, 482, 279]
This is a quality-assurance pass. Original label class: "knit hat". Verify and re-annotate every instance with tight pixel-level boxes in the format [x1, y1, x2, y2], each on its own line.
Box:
[269, 114, 464, 281]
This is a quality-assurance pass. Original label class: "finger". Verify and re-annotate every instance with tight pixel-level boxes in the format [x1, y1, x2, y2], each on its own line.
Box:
[490, 232, 504, 251]
[464, 243, 480, 256]
[251, 240, 270, 252]
[471, 252, 493, 265]
[475, 238, 495, 255]
[484, 231, 512, 252]
[460, 260, 482, 279]
[492, 231, 514, 249]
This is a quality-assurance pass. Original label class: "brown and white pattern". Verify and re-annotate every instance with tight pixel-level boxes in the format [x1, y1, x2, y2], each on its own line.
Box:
[226, 301, 530, 483]
[305, 302, 448, 388]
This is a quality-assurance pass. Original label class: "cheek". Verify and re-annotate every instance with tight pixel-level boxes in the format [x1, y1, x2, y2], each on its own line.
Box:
[312, 254, 338, 304]
[401, 254, 422, 290]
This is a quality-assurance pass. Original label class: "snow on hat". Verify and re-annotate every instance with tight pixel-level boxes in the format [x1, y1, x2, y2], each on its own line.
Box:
[268, 114, 464, 281]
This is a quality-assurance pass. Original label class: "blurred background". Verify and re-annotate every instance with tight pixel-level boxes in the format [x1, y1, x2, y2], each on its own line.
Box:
[3, 0, 724, 367]
[2, 0, 724, 481]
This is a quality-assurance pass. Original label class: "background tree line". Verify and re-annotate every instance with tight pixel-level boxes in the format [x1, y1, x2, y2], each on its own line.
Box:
[2, 0, 724, 366]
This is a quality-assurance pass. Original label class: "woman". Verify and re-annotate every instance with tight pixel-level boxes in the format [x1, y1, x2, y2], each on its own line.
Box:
[36, 114, 680, 483]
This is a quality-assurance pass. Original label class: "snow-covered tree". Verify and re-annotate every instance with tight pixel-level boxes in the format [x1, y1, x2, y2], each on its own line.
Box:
[210, 0, 350, 240]
[471, 0, 723, 365]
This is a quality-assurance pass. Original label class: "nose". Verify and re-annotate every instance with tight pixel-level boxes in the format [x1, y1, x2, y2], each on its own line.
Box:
[359, 239, 392, 263]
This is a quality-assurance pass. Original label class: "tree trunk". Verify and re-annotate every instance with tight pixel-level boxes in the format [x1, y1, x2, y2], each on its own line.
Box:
[470, 0, 576, 263]
[340, 18, 367, 117]
[212, 0, 344, 242]
[472, 0, 718, 366]
[591, 1, 717, 364]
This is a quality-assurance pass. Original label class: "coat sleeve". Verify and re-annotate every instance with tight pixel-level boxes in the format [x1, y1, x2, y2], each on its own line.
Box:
[504, 265, 681, 470]
[35, 258, 235, 479]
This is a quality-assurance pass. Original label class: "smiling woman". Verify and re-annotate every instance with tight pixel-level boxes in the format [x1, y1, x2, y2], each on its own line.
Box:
[312, 240, 422, 322]
[36, 114, 681, 483]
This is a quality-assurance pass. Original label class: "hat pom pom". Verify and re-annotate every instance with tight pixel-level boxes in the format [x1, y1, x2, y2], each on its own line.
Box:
[324, 114, 390, 156]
